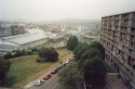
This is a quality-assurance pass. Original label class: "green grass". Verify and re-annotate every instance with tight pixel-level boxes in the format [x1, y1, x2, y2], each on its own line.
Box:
[8, 55, 54, 88]
[8, 48, 73, 88]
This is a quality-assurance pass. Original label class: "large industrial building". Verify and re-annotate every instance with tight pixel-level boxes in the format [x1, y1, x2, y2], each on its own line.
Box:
[100, 11, 135, 89]
[0, 28, 70, 55]
[0, 23, 26, 37]
[0, 29, 49, 55]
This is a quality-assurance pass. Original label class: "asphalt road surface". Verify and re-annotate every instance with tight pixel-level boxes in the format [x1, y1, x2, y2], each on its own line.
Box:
[29, 74, 60, 89]
[28, 63, 71, 89]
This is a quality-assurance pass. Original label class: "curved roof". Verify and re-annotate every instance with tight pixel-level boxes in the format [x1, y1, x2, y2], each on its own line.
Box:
[0, 40, 18, 47]
[2, 29, 47, 45]
[0, 40, 18, 52]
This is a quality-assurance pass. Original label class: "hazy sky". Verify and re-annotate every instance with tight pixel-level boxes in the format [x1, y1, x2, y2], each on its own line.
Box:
[0, 0, 135, 22]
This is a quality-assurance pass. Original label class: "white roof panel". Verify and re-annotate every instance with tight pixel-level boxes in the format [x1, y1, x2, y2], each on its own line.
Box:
[2, 29, 47, 45]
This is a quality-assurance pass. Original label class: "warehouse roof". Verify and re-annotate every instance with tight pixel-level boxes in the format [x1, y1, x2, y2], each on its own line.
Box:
[2, 29, 47, 45]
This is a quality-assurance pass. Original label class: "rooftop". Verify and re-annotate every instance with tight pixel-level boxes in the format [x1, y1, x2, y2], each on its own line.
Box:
[2, 29, 47, 45]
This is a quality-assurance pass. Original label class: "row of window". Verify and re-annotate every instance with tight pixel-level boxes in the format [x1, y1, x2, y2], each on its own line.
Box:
[103, 37, 135, 70]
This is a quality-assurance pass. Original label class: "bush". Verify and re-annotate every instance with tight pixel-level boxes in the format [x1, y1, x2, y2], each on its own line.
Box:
[36, 58, 41, 63]
[4, 49, 34, 59]
[31, 48, 39, 53]
[4, 52, 12, 59]
[0, 58, 11, 86]
[38, 47, 59, 62]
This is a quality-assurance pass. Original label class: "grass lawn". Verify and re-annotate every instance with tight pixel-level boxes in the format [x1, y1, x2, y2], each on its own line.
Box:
[8, 48, 73, 88]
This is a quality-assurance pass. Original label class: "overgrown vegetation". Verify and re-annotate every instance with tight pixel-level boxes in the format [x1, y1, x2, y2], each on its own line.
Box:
[67, 35, 79, 50]
[4, 48, 38, 59]
[59, 36, 107, 89]
[82, 57, 106, 89]
[59, 62, 83, 89]
[7, 48, 72, 88]
[7, 55, 54, 88]
[0, 58, 11, 86]
[37, 47, 59, 62]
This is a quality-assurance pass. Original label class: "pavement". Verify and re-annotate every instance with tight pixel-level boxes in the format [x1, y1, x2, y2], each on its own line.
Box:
[24, 58, 75, 89]
[105, 73, 128, 89]
[26, 61, 72, 89]
[29, 74, 60, 89]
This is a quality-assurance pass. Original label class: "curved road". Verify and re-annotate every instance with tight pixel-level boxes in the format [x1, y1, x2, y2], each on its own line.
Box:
[30, 74, 60, 89]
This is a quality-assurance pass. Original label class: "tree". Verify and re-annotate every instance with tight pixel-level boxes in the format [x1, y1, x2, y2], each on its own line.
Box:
[59, 41, 106, 89]
[73, 41, 106, 89]
[67, 36, 79, 50]
[59, 62, 83, 89]
[74, 43, 89, 60]
[4, 52, 12, 59]
[73, 43, 82, 54]
[78, 47, 101, 67]
[82, 57, 107, 89]
[89, 41, 105, 60]
[38, 47, 59, 62]
[0, 58, 11, 86]
[74, 41, 105, 62]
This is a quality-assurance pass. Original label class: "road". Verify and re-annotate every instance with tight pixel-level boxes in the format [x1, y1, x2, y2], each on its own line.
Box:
[29, 74, 60, 89]
[105, 73, 128, 89]
[28, 61, 73, 89]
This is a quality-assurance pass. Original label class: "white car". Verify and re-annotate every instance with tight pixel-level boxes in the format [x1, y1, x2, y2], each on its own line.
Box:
[24, 79, 45, 89]
[32, 80, 42, 86]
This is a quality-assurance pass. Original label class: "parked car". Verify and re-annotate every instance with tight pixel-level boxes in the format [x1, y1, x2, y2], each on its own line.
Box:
[43, 74, 52, 80]
[32, 80, 42, 86]
[51, 69, 58, 74]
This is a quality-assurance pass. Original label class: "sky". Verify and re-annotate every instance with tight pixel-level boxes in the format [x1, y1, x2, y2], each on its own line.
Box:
[0, 0, 135, 22]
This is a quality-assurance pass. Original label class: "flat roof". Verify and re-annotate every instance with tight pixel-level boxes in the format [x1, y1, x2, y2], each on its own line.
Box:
[0, 40, 18, 47]
[102, 11, 135, 18]
[2, 29, 47, 45]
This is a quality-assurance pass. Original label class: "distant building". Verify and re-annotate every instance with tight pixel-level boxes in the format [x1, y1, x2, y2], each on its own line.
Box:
[0, 24, 12, 37]
[101, 11, 135, 89]
[0, 29, 48, 55]
[46, 32, 70, 48]
[0, 24, 26, 37]
[0, 28, 70, 55]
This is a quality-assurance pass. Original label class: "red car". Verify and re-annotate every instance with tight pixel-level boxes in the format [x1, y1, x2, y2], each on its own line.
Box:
[43, 74, 52, 80]
[51, 69, 58, 74]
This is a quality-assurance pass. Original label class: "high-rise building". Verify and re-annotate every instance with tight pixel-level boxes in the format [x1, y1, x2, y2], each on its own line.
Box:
[100, 11, 135, 89]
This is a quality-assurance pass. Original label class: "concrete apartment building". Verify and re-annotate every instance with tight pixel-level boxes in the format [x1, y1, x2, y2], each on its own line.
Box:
[100, 11, 135, 89]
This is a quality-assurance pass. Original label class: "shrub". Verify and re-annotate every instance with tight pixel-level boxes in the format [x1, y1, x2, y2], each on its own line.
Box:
[4, 52, 12, 59]
[38, 47, 59, 62]
[4, 48, 35, 59]
[0, 58, 11, 86]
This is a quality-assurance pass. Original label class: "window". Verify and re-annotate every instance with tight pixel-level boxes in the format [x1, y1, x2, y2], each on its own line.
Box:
[128, 56, 132, 65]
[133, 65, 135, 69]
